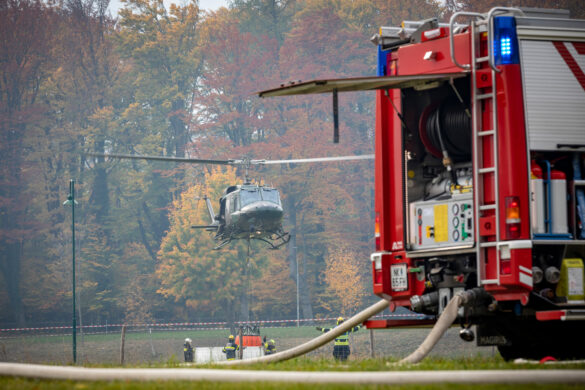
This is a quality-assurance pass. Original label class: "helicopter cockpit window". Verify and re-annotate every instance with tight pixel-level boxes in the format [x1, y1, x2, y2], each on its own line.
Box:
[261, 188, 280, 205]
[240, 189, 261, 207]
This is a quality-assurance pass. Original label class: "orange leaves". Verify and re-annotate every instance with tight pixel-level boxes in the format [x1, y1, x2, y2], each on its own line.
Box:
[322, 241, 368, 315]
[250, 252, 296, 314]
[196, 9, 280, 146]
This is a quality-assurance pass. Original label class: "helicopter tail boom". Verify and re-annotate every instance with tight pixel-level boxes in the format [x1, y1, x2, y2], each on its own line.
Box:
[191, 225, 218, 231]
[203, 196, 216, 223]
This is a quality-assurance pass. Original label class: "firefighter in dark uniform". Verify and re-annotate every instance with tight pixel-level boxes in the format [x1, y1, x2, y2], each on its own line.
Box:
[222, 334, 239, 360]
[263, 336, 276, 355]
[183, 338, 194, 362]
[316, 317, 361, 361]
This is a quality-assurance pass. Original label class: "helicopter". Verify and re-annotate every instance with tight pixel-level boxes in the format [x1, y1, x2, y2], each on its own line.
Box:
[90, 153, 373, 250]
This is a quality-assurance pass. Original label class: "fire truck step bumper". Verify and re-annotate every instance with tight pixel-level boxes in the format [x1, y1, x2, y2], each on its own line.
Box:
[536, 309, 585, 321]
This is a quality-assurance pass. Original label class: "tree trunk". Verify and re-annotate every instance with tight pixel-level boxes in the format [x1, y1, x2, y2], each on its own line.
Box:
[1, 241, 25, 326]
[285, 195, 314, 321]
[226, 300, 236, 336]
[119, 324, 126, 365]
[88, 141, 109, 224]
[239, 259, 250, 323]
[298, 248, 314, 322]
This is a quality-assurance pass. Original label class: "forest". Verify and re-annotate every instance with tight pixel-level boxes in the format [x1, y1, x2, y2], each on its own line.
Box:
[1, 0, 583, 329]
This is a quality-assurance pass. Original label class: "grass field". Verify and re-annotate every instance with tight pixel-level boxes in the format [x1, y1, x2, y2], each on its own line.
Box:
[1, 325, 498, 365]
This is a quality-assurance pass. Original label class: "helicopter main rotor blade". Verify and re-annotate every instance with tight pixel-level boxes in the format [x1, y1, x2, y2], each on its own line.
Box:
[87, 153, 373, 167]
[88, 153, 237, 165]
[254, 154, 374, 165]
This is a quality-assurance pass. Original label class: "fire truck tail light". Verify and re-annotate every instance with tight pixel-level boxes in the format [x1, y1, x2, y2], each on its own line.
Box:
[501, 260, 512, 275]
[506, 196, 521, 239]
[374, 270, 383, 284]
[375, 213, 381, 251]
[493, 16, 519, 65]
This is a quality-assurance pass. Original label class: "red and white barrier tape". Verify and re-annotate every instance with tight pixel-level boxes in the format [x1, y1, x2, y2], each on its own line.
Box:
[0, 313, 427, 333]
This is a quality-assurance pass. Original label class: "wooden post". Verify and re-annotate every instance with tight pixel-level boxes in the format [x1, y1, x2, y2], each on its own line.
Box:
[238, 327, 243, 360]
[369, 329, 375, 358]
[120, 325, 126, 365]
[333, 88, 339, 143]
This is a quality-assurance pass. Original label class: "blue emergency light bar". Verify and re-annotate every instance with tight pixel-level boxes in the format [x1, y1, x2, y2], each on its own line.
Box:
[377, 45, 388, 76]
[493, 16, 520, 65]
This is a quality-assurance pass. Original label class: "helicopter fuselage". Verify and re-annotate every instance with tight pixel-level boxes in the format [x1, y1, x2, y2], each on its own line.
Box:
[207, 183, 290, 249]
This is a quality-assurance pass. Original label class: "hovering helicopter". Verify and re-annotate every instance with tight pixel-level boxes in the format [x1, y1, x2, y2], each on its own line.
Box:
[193, 181, 289, 250]
[90, 153, 373, 250]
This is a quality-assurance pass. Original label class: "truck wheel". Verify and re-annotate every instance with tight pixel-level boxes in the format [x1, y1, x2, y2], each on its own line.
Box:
[497, 344, 530, 361]
[495, 320, 585, 361]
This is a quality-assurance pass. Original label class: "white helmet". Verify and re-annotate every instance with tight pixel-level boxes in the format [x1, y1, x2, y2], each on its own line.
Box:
[185, 338, 192, 343]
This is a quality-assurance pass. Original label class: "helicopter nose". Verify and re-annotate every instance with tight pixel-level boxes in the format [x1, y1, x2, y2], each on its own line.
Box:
[248, 201, 283, 219]
[241, 201, 283, 223]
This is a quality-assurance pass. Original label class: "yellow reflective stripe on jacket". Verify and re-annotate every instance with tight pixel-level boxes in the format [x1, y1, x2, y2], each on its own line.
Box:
[334, 325, 361, 345]
[334, 333, 349, 346]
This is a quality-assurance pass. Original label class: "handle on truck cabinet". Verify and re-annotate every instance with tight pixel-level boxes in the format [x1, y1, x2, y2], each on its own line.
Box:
[449, 12, 484, 70]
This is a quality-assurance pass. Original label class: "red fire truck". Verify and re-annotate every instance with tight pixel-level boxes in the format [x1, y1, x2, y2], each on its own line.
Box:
[259, 7, 585, 360]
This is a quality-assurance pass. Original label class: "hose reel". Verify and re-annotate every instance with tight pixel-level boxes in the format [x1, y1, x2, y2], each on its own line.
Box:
[420, 98, 471, 162]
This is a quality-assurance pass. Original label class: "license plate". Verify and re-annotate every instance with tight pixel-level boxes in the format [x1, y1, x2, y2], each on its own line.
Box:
[391, 263, 408, 291]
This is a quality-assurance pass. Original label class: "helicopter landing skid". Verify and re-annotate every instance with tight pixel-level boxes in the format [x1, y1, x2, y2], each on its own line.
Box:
[213, 239, 233, 250]
[213, 232, 290, 250]
[252, 236, 287, 250]
[264, 231, 291, 250]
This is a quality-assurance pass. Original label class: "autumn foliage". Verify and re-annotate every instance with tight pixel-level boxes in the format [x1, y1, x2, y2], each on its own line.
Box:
[1, 0, 582, 327]
[322, 242, 369, 316]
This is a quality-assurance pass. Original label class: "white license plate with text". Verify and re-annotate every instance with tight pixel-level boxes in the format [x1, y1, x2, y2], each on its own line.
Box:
[391, 263, 408, 291]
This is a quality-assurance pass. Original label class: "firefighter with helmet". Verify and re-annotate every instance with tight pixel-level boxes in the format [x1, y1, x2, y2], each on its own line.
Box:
[263, 336, 276, 355]
[183, 338, 194, 362]
[222, 334, 239, 360]
[316, 316, 361, 361]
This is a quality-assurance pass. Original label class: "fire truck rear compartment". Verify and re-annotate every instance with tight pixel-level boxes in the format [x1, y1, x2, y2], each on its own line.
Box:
[399, 71, 585, 320]
[401, 77, 473, 251]
[397, 77, 481, 317]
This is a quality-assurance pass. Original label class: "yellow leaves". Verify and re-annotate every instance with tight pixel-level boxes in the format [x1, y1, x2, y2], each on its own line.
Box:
[157, 165, 252, 307]
[322, 241, 368, 315]
[89, 106, 115, 123]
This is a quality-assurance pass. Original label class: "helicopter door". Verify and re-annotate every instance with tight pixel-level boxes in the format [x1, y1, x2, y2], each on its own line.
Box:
[225, 196, 232, 224]
[224, 193, 240, 224]
[219, 198, 226, 221]
[230, 194, 239, 213]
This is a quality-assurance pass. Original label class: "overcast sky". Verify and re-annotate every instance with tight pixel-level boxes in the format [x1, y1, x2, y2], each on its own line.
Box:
[108, 0, 229, 16]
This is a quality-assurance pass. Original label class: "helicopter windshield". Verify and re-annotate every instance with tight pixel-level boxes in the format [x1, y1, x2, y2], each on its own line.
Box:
[261, 188, 280, 205]
[240, 189, 261, 207]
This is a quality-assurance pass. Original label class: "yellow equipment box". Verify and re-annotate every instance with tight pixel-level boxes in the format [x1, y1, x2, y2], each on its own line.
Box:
[556, 258, 585, 302]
